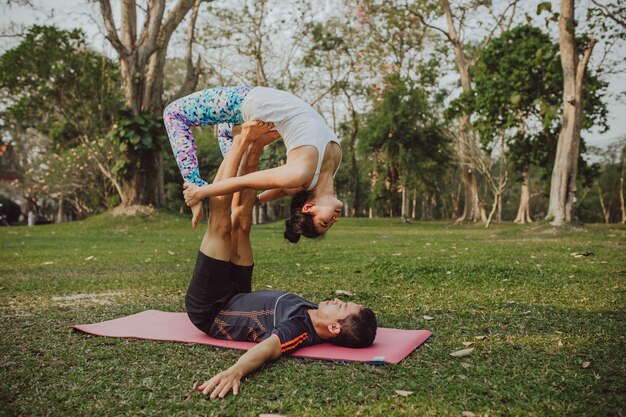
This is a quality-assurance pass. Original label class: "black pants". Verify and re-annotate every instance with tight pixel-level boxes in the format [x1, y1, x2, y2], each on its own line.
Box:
[185, 251, 253, 335]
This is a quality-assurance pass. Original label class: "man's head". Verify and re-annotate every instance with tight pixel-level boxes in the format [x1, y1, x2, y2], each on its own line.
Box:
[314, 299, 377, 348]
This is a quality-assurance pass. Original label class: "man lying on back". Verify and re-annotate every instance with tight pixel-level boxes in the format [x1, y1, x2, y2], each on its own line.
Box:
[183, 121, 377, 399]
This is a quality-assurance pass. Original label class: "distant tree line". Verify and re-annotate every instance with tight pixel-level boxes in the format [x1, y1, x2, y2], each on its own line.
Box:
[0, 0, 624, 225]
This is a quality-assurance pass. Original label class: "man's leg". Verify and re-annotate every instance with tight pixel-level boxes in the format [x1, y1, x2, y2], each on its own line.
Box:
[229, 136, 268, 293]
[186, 126, 249, 333]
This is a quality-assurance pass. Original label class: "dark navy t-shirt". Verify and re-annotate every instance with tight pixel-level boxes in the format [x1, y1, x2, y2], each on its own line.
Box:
[208, 290, 322, 355]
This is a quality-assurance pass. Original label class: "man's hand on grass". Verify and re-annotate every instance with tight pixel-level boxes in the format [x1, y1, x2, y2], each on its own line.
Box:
[197, 367, 242, 399]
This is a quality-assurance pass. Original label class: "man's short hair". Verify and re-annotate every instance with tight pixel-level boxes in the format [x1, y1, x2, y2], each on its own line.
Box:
[329, 307, 377, 348]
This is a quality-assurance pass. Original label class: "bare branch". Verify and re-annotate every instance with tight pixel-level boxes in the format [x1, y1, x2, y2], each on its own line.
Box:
[575, 38, 597, 96]
[405, 2, 452, 42]
[480, 0, 521, 50]
[137, 0, 166, 64]
[120, 0, 137, 50]
[590, 0, 626, 29]
[172, 0, 202, 101]
[99, 0, 128, 56]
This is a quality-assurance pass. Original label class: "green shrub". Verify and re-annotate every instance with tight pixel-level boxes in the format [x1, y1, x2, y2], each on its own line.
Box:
[0, 194, 22, 223]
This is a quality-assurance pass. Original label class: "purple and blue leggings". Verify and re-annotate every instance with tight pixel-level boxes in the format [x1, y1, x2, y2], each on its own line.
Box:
[163, 86, 252, 186]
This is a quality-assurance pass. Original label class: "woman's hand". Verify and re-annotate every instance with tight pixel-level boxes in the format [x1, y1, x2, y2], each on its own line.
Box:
[240, 120, 275, 144]
[183, 182, 204, 207]
[196, 367, 243, 399]
[190, 201, 203, 228]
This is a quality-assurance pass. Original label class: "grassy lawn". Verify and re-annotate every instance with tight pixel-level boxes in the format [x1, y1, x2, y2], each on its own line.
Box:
[1, 212, 624, 416]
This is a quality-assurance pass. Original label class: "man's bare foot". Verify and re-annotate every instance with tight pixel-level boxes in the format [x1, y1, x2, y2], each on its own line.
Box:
[254, 130, 281, 149]
[241, 120, 275, 142]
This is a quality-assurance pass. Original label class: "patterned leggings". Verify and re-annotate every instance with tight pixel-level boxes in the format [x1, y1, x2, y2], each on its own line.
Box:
[163, 86, 252, 186]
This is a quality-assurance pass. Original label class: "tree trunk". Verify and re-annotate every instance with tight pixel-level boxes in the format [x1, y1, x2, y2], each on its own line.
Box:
[99, 0, 197, 207]
[344, 91, 362, 217]
[411, 189, 417, 219]
[619, 166, 626, 224]
[514, 169, 533, 224]
[401, 186, 409, 222]
[265, 202, 276, 222]
[56, 196, 64, 224]
[252, 205, 258, 225]
[598, 187, 610, 224]
[547, 0, 596, 225]
[439, 0, 485, 224]
[121, 148, 164, 206]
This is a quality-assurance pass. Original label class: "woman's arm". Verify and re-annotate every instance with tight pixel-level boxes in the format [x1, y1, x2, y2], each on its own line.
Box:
[196, 334, 282, 399]
[257, 187, 301, 204]
[184, 164, 307, 206]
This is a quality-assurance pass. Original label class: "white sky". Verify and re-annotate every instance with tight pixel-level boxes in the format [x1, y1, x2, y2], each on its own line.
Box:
[1, 0, 624, 149]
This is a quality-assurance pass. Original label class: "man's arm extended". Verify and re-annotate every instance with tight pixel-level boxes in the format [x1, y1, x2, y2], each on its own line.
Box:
[196, 334, 282, 399]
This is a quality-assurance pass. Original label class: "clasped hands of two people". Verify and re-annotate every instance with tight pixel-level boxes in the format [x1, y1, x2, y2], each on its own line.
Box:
[183, 121, 278, 228]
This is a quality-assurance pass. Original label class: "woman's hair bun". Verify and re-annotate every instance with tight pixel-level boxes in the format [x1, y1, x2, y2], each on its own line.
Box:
[283, 191, 320, 244]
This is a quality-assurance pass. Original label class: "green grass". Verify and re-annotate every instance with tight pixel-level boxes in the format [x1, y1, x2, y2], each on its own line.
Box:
[1, 212, 625, 416]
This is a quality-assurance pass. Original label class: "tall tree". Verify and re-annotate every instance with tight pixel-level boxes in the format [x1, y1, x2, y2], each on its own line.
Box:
[461, 25, 563, 224]
[408, 0, 520, 223]
[98, 0, 203, 206]
[359, 75, 449, 218]
[546, 0, 597, 225]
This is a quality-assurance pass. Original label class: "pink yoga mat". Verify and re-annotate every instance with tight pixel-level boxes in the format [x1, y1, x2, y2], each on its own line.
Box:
[72, 310, 431, 364]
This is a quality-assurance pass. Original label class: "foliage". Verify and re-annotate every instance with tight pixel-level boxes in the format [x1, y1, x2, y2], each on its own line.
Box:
[0, 25, 123, 149]
[449, 24, 608, 182]
[578, 138, 626, 223]
[358, 75, 450, 214]
[0, 25, 124, 214]
[0, 194, 22, 223]
[21, 143, 115, 218]
[108, 111, 168, 179]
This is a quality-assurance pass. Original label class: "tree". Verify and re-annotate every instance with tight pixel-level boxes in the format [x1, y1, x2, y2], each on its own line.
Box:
[462, 25, 563, 224]
[98, 0, 203, 206]
[0, 25, 124, 217]
[545, 0, 597, 225]
[359, 75, 449, 219]
[408, 0, 521, 223]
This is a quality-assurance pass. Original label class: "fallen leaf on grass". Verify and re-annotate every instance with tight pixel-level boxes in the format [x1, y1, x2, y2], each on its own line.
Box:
[42, 261, 54, 265]
[85, 256, 95, 261]
[594, 372, 601, 380]
[475, 335, 487, 340]
[462, 412, 476, 417]
[167, 250, 175, 256]
[582, 361, 591, 368]
[450, 348, 474, 358]
[259, 414, 287, 417]
[460, 362, 472, 369]
[462, 342, 474, 347]
[265, 285, 273, 288]
[423, 315, 434, 321]
[335, 290, 354, 297]
[394, 390, 413, 397]
[570, 252, 593, 258]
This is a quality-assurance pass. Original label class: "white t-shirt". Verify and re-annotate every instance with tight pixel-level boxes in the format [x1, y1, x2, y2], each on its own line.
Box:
[242, 87, 341, 190]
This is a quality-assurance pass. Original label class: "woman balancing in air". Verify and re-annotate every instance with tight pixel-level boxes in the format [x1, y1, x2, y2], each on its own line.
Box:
[164, 86, 343, 243]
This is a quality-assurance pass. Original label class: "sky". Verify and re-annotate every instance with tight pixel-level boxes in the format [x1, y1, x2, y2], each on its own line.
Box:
[1, 0, 624, 150]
